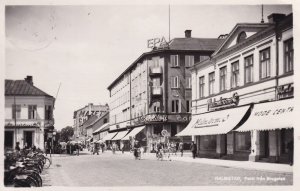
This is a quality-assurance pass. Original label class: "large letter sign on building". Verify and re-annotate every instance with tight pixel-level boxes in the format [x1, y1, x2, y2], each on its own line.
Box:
[147, 37, 168, 49]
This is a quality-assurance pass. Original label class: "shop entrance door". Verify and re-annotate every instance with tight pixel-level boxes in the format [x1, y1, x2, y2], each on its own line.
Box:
[264, 131, 270, 157]
[5, 131, 14, 149]
[24, 131, 34, 148]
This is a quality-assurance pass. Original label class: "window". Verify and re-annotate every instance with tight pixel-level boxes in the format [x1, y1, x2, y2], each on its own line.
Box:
[200, 135, 216, 150]
[171, 76, 179, 88]
[186, 77, 192, 89]
[284, 38, 293, 73]
[153, 125, 163, 135]
[220, 66, 227, 92]
[28, 105, 37, 119]
[12, 104, 21, 119]
[235, 132, 251, 151]
[45, 105, 53, 120]
[186, 100, 191, 113]
[208, 72, 215, 95]
[153, 101, 161, 113]
[153, 78, 160, 87]
[244, 55, 254, 83]
[171, 100, 180, 113]
[170, 55, 179, 67]
[185, 55, 194, 67]
[260, 48, 270, 79]
[199, 76, 205, 98]
[231, 61, 239, 88]
[237, 31, 247, 43]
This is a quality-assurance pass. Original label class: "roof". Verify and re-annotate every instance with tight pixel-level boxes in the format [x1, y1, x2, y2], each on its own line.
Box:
[93, 123, 110, 134]
[107, 37, 224, 90]
[5, 79, 54, 98]
[168, 38, 224, 51]
[81, 115, 99, 129]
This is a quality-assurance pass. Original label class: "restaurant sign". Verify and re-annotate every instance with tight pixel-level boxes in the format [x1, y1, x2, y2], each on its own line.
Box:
[132, 113, 191, 126]
[208, 93, 239, 111]
[5, 121, 41, 128]
[194, 115, 229, 128]
[139, 114, 168, 123]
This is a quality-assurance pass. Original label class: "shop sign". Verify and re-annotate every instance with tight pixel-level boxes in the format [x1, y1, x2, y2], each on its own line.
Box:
[207, 92, 239, 111]
[194, 115, 229, 128]
[253, 107, 293, 117]
[147, 37, 169, 49]
[5, 121, 41, 127]
[139, 114, 168, 123]
[277, 84, 293, 99]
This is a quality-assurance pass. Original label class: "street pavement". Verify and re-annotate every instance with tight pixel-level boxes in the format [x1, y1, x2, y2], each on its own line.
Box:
[41, 149, 293, 186]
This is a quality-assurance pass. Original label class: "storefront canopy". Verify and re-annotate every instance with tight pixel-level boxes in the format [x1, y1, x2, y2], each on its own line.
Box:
[93, 123, 109, 134]
[236, 99, 293, 132]
[176, 105, 250, 136]
[122, 126, 145, 140]
[111, 130, 129, 141]
[102, 132, 118, 141]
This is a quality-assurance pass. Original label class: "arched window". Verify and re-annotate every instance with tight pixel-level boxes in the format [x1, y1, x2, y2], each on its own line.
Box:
[237, 31, 247, 43]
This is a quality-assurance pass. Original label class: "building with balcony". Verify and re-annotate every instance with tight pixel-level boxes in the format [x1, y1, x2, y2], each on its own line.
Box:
[107, 30, 224, 151]
[4, 76, 55, 150]
[177, 13, 293, 164]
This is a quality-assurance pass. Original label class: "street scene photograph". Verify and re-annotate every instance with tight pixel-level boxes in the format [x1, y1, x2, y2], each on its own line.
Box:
[2, 1, 297, 189]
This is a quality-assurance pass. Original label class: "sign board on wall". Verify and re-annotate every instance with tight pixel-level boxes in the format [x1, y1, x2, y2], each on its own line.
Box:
[147, 37, 169, 49]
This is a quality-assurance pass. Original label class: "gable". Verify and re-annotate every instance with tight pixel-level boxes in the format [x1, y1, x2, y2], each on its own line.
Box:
[214, 23, 271, 55]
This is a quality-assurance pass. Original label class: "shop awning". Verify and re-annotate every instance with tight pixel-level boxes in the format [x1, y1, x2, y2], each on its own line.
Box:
[236, 99, 293, 132]
[111, 130, 129, 141]
[93, 123, 109, 134]
[102, 132, 118, 141]
[176, 105, 251, 136]
[122, 126, 145, 140]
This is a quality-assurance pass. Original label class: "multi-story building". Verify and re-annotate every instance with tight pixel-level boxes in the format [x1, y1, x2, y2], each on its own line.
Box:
[177, 13, 293, 163]
[4, 76, 55, 150]
[107, 30, 224, 151]
[73, 103, 109, 138]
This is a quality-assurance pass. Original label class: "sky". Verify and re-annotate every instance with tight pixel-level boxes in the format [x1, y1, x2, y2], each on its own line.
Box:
[4, 4, 293, 130]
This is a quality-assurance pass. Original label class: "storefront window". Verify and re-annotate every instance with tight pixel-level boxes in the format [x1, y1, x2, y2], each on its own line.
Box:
[281, 128, 293, 154]
[200, 135, 216, 150]
[153, 125, 163, 136]
[235, 132, 251, 151]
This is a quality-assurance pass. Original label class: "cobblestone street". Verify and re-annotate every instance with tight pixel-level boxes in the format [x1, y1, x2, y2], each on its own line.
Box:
[42, 150, 293, 186]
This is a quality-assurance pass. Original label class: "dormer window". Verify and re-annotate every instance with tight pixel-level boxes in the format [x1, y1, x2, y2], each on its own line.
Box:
[237, 31, 247, 43]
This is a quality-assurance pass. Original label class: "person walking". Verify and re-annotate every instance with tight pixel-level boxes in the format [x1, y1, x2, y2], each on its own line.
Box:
[287, 140, 294, 166]
[179, 141, 184, 157]
[112, 142, 117, 154]
[190, 141, 197, 159]
[75, 143, 80, 156]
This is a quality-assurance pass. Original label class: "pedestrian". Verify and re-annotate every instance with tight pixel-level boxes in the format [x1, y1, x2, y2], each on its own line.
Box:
[75, 143, 80, 156]
[100, 143, 104, 153]
[179, 141, 184, 157]
[287, 140, 294, 166]
[15, 142, 20, 153]
[121, 143, 125, 154]
[112, 142, 117, 154]
[93, 143, 99, 155]
[175, 142, 179, 155]
[190, 141, 197, 159]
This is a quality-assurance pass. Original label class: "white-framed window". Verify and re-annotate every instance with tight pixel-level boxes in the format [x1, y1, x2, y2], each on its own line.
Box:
[231, 61, 239, 88]
[171, 100, 180, 113]
[260, 48, 270, 79]
[28, 105, 37, 119]
[185, 55, 194, 67]
[199, 76, 205, 98]
[171, 55, 179, 67]
[220, 66, 227, 92]
[186, 77, 192, 89]
[171, 76, 179, 88]
[244, 55, 253, 84]
[208, 72, 215, 95]
[284, 38, 293, 73]
[12, 104, 21, 119]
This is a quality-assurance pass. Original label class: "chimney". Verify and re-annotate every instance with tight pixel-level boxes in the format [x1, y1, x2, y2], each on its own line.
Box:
[267, 13, 286, 23]
[185, 30, 192, 38]
[25, 75, 33, 85]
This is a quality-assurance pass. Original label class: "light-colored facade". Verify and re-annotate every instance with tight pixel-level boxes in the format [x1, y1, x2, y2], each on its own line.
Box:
[4, 76, 55, 150]
[181, 13, 293, 163]
[108, 31, 224, 151]
[73, 103, 109, 137]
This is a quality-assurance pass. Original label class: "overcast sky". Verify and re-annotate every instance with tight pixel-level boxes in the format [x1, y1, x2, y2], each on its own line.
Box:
[5, 4, 292, 130]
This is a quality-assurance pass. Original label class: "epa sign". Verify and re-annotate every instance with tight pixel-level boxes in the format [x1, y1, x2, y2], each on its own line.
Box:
[147, 37, 168, 49]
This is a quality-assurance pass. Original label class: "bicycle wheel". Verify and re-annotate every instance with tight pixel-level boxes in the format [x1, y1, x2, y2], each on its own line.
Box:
[26, 176, 39, 187]
[43, 157, 51, 169]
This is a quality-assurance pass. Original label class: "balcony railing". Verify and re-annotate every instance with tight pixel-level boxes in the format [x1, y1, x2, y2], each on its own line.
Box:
[152, 86, 162, 95]
[149, 67, 162, 76]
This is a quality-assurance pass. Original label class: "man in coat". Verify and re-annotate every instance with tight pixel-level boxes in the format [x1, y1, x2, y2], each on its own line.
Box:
[190, 141, 197, 159]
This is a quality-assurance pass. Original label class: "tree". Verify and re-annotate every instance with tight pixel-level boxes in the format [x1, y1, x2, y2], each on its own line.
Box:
[60, 126, 74, 142]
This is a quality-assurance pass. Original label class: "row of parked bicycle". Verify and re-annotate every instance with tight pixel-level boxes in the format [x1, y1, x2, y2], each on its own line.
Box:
[4, 149, 51, 187]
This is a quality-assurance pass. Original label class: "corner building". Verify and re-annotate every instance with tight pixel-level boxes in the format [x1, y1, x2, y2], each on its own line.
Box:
[177, 13, 293, 163]
[107, 30, 224, 151]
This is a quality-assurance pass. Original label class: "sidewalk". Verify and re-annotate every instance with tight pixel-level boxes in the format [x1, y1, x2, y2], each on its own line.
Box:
[124, 151, 293, 174]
